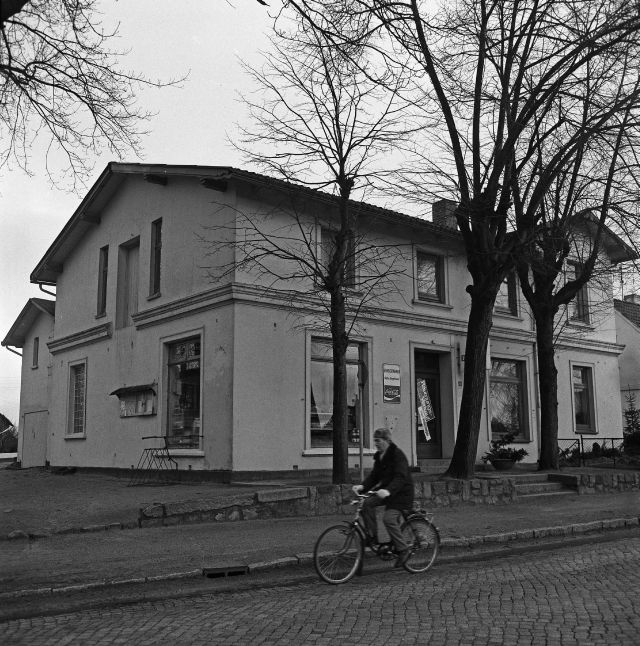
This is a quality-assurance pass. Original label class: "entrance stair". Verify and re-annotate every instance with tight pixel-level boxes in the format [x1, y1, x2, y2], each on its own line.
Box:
[496, 472, 578, 501]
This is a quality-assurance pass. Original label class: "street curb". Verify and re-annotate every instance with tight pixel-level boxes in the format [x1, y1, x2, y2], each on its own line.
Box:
[1, 516, 638, 601]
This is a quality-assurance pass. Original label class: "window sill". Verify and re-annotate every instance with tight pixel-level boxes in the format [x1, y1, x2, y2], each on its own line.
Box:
[95, 312, 107, 320]
[147, 292, 161, 301]
[303, 448, 376, 456]
[31, 365, 39, 370]
[168, 449, 204, 457]
[567, 320, 593, 330]
[493, 310, 522, 321]
[65, 434, 87, 440]
[575, 430, 597, 435]
[412, 299, 453, 310]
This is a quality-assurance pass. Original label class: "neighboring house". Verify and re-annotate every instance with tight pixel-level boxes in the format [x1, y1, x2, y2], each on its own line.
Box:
[614, 295, 640, 421]
[1, 163, 632, 476]
[2, 298, 55, 466]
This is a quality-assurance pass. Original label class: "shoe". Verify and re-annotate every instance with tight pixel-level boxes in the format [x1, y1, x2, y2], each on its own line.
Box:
[394, 549, 410, 568]
[366, 538, 380, 551]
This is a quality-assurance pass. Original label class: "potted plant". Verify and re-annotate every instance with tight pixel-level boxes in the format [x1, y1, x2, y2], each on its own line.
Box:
[482, 432, 528, 471]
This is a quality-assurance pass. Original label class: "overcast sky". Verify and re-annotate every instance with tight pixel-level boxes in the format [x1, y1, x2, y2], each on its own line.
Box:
[0, 1, 273, 423]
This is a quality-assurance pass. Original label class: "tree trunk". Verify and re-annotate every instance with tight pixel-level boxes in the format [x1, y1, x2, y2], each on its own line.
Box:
[535, 309, 560, 470]
[445, 294, 495, 478]
[331, 289, 350, 484]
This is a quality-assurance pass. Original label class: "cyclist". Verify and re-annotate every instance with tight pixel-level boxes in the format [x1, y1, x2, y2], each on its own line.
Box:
[352, 427, 414, 567]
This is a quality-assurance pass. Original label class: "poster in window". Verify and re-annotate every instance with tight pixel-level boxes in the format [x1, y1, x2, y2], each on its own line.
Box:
[417, 377, 434, 441]
[383, 364, 401, 403]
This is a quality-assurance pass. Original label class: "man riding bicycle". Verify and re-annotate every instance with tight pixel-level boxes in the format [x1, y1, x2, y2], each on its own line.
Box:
[352, 427, 414, 568]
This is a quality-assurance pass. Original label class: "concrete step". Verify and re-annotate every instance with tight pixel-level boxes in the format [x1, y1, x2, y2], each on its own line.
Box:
[516, 489, 579, 501]
[514, 481, 567, 495]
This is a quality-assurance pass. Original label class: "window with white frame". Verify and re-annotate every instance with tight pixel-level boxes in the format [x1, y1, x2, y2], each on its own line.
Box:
[416, 251, 444, 303]
[568, 262, 590, 324]
[494, 271, 518, 315]
[68, 360, 87, 436]
[572, 365, 596, 433]
[489, 358, 529, 440]
[166, 337, 201, 449]
[309, 338, 366, 449]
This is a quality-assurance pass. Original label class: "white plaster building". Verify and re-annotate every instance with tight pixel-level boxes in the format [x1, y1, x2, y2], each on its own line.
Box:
[2, 163, 632, 477]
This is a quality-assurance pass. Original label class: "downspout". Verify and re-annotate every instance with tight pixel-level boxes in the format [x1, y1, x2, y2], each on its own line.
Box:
[38, 284, 56, 297]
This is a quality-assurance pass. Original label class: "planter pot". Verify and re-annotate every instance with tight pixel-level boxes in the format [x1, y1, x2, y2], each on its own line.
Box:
[489, 458, 516, 471]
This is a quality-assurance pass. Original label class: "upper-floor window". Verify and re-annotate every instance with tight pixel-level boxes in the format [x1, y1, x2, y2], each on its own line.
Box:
[416, 252, 444, 303]
[494, 271, 518, 316]
[32, 337, 39, 369]
[97, 245, 109, 317]
[321, 227, 356, 288]
[149, 218, 162, 297]
[489, 358, 529, 441]
[116, 238, 140, 329]
[67, 360, 87, 436]
[568, 262, 589, 324]
[572, 365, 595, 433]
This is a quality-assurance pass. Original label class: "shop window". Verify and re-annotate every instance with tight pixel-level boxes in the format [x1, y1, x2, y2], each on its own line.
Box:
[97, 245, 109, 317]
[67, 360, 87, 436]
[572, 365, 596, 433]
[494, 271, 517, 315]
[568, 262, 589, 323]
[32, 337, 39, 368]
[321, 228, 356, 288]
[149, 218, 162, 297]
[489, 358, 528, 440]
[309, 338, 366, 448]
[167, 337, 201, 448]
[416, 252, 444, 302]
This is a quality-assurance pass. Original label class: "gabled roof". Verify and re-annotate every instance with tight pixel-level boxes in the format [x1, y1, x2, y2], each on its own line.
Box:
[614, 298, 640, 329]
[2, 298, 55, 348]
[581, 212, 637, 264]
[29, 162, 461, 285]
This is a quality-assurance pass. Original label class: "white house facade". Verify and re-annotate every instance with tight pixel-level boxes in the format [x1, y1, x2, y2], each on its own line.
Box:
[2, 163, 630, 477]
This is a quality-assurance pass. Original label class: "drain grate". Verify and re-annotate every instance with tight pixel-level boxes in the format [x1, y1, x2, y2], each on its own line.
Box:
[202, 565, 249, 578]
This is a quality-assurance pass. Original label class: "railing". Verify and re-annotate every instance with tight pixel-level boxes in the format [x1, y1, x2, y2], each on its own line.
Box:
[558, 436, 625, 468]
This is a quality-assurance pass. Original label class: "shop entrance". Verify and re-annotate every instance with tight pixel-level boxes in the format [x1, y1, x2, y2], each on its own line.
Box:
[415, 350, 442, 459]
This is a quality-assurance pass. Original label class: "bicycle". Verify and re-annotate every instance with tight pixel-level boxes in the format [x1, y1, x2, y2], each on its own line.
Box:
[313, 493, 440, 584]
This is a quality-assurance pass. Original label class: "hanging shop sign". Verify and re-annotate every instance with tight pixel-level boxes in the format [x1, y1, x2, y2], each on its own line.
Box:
[383, 364, 401, 403]
[416, 377, 435, 441]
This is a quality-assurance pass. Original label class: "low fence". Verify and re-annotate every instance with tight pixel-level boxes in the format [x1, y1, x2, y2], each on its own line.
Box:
[558, 436, 629, 468]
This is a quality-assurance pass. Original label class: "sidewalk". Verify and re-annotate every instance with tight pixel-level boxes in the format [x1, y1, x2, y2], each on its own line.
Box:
[1, 466, 639, 601]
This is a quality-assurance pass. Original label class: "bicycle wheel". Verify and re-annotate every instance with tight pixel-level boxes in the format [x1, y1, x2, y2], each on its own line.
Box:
[401, 517, 439, 573]
[313, 523, 364, 584]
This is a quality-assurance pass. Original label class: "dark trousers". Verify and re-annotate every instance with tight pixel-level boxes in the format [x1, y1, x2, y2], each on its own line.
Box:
[361, 496, 409, 553]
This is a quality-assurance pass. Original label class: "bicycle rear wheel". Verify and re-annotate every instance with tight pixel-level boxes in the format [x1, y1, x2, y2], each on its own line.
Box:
[313, 523, 364, 584]
[401, 517, 439, 573]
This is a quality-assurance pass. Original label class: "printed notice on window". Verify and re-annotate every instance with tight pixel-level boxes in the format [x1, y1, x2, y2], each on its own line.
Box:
[383, 364, 401, 403]
[417, 378, 434, 441]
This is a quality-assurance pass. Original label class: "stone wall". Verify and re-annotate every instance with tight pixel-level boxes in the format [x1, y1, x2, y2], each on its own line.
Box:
[138, 477, 517, 528]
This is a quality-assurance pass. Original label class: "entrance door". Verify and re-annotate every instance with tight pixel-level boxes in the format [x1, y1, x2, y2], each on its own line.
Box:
[415, 351, 441, 459]
[21, 410, 48, 467]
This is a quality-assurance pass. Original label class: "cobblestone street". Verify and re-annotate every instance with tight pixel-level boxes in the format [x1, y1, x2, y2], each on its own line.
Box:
[5, 536, 640, 645]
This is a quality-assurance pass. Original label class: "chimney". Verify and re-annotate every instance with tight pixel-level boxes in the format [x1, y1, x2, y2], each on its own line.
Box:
[432, 199, 458, 229]
[623, 294, 640, 305]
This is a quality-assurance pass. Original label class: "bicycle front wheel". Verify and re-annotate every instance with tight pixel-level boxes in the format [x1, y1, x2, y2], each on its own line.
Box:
[313, 523, 364, 584]
[401, 517, 440, 573]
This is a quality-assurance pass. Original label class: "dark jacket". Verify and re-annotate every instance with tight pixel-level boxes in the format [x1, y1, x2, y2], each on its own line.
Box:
[361, 442, 414, 511]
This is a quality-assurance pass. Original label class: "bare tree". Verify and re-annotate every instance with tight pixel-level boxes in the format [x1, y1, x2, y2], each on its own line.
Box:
[0, 0, 177, 185]
[222, 12, 410, 482]
[286, 0, 640, 477]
